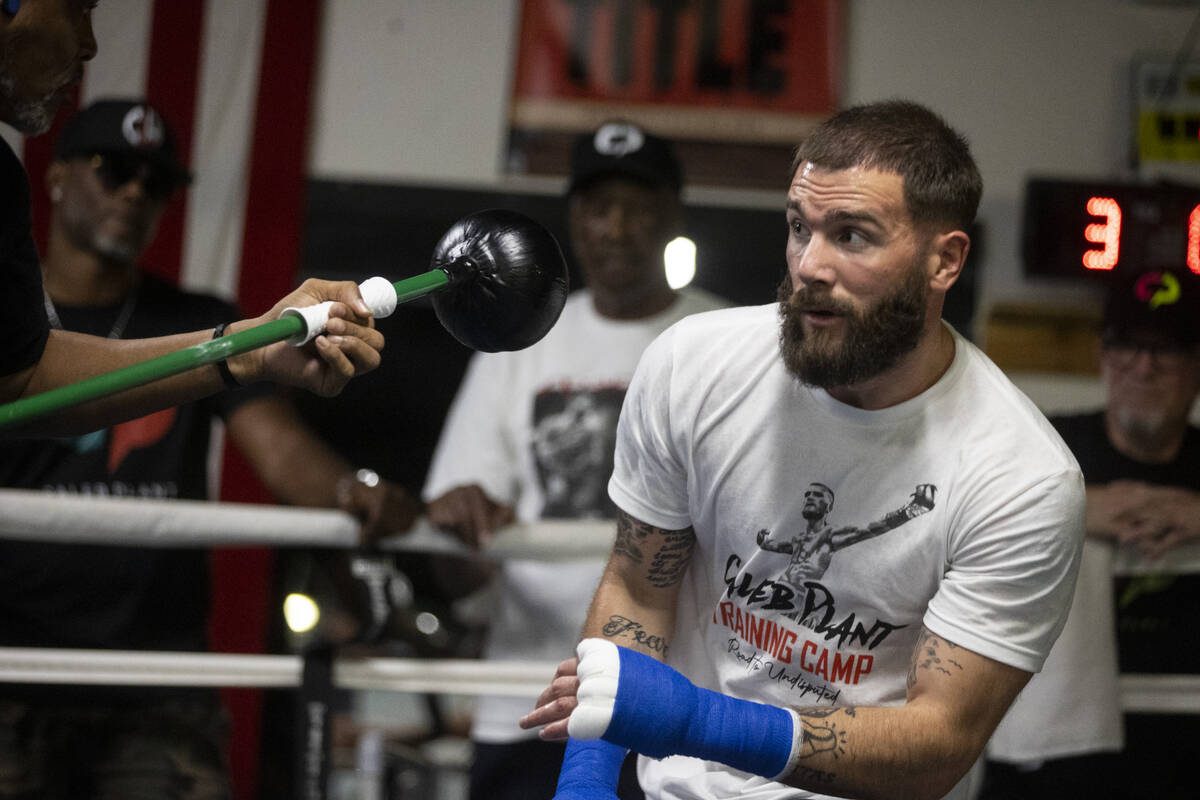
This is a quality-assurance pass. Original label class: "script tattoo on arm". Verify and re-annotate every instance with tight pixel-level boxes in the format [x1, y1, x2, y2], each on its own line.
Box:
[907, 627, 965, 690]
[601, 615, 668, 655]
[647, 528, 695, 588]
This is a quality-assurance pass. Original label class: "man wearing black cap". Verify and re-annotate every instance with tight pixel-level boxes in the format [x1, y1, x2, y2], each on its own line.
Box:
[422, 121, 725, 800]
[985, 269, 1200, 800]
[0, 2, 383, 436]
[0, 99, 422, 799]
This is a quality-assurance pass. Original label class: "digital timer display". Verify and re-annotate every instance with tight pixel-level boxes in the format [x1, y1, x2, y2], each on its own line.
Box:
[1022, 178, 1200, 279]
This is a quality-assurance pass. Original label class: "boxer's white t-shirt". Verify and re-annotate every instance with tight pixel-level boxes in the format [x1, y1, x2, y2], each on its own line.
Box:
[608, 305, 1086, 800]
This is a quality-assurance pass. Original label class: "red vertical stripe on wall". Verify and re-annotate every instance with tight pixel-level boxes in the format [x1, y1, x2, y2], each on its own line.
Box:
[235, 0, 323, 316]
[140, 0, 206, 285]
[212, 2, 324, 797]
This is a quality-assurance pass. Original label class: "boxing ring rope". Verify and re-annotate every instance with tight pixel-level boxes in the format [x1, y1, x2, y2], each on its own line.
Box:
[0, 647, 556, 697]
[0, 647, 1194, 715]
[0, 488, 615, 558]
[0, 487, 1197, 717]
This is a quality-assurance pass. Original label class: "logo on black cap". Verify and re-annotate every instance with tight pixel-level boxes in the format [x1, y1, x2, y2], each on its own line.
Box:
[594, 123, 645, 158]
[121, 105, 166, 150]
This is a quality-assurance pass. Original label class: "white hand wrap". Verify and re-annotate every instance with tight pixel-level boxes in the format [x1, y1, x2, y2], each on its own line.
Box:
[568, 638, 620, 740]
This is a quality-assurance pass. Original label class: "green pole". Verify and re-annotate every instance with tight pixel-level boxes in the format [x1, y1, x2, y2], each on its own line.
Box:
[0, 270, 451, 432]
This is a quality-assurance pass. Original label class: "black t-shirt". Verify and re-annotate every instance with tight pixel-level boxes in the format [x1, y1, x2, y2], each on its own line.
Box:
[1049, 412, 1200, 674]
[0, 136, 50, 378]
[0, 275, 269, 668]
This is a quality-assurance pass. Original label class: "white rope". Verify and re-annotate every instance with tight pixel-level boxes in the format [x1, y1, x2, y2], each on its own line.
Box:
[1, 490, 1197, 714]
[0, 489, 360, 548]
[0, 647, 555, 697]
[3, 488, 1196, 573]
[0, 489, 615, 560]
[1112, 543, 1200, 576]
[0, 647, 1193, 714]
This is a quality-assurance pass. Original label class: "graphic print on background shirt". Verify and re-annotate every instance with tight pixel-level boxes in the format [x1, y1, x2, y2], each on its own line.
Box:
[44, 408, 181, 497]
[108, 408, 177, 473]
[532, 385, 625, 518]
[715, 481, 938, 700]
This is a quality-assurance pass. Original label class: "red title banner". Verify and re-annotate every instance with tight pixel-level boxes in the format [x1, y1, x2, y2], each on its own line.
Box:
[514, 0, 841, 114]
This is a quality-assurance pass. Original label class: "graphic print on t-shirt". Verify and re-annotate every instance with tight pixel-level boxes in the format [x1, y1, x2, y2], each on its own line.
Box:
[757, 482, 937, 582]
[531, 385, 626, 518]
[713, 481, 938, 699]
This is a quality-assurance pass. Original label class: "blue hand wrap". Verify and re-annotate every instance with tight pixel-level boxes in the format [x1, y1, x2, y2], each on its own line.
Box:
[604, 645, 796, 779]
[554, 738, 626, 800]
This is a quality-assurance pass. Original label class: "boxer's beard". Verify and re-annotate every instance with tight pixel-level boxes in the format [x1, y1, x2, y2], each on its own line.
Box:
[777, 264, 928, 388]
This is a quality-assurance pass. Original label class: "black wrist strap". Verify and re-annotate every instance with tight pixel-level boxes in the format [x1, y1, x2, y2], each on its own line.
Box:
[212, 323, 240, 389]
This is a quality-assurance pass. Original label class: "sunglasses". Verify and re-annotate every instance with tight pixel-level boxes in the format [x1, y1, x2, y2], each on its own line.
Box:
[87, 152, 180, 200]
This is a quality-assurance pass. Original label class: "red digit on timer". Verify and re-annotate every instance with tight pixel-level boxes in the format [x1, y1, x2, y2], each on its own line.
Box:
[1188, 204, 1200, 275]
[1083, 196, 1120, 270]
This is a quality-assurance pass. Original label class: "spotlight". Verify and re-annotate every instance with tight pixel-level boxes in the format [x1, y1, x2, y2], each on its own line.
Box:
[664, 236, 696, 289]
[284, 592, 321, 633]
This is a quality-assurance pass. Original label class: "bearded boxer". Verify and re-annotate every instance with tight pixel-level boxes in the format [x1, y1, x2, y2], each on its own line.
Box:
[519, 100, 1086, 800]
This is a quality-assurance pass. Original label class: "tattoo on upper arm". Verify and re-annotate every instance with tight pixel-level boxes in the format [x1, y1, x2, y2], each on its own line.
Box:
[907, 628, 965, 689]
[613, 512, 695, 589]
[647, 528, 695, 588]
[613, 512, 648, 563]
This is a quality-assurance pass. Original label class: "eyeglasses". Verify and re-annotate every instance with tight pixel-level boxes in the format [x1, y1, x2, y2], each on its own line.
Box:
[87, 152, 178, 200]
[1101, 338, 1195, 371]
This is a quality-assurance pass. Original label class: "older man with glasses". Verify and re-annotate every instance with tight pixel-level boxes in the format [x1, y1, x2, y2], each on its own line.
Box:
[985, 269, 1200, 800]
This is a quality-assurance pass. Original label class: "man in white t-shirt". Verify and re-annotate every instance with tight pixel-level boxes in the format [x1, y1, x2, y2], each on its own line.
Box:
[423, 121, 726, 800]
[519, 100, 1086, 800]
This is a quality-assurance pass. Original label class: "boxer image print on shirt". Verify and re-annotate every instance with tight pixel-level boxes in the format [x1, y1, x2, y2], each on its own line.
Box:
[757, 482, 938, 584]
[531, 386, 625, 518]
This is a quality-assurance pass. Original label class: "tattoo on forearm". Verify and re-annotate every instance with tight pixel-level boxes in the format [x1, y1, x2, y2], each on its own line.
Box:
[792, 765, 837, 786]
[802, 706, 847, 719]
[908, 628, 964, 689]
[797, 707, 852, 761]
[646, 528, 695, 588]
[602, 615, 668, 655]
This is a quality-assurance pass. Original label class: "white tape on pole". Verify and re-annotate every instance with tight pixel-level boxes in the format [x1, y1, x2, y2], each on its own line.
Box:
[279, 277, 399, 345]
